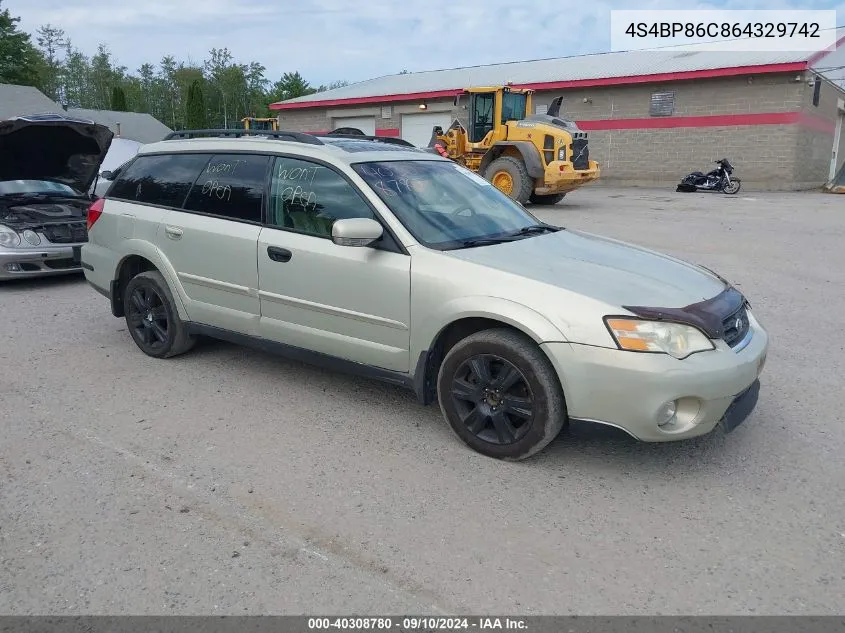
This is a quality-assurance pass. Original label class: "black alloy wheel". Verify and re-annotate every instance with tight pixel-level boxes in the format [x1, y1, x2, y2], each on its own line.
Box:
[126, 283, 169, 353]
[436, 328, 567, 460]
[450, 354, 534, 445]
[123, 270, 196, 358]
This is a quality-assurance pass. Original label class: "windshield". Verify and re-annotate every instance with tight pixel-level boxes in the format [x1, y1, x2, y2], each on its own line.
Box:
[0, 180, 80, 197]
[501, 92, 527, 123]
[352, 160, 544, 249]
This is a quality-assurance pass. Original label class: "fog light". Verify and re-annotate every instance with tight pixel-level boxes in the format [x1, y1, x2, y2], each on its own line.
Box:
[656, 400, 677, 426]
[4, 263, 21, 272]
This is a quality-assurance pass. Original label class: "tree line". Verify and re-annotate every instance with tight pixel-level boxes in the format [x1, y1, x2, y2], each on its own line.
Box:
[0, 0, 347, 130]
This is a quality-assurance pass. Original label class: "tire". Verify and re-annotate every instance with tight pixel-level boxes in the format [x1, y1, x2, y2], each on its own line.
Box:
[483, 156, 534, 204]
[723, 179, 741, 194]
[436, 328, 567, 460]
[123, 270, 195, 359]
[529, 192, 565, 205]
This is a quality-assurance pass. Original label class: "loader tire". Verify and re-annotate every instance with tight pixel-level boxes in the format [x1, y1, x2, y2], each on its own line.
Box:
[484, 157, 533, 204]
[529, 192, 566, 205]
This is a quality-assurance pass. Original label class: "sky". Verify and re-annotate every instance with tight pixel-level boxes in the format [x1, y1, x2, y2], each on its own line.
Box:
[7, 0, 844, 86]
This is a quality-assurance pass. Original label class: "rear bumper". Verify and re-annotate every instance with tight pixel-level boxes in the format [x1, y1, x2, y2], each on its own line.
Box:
[0, 244, 84, 280]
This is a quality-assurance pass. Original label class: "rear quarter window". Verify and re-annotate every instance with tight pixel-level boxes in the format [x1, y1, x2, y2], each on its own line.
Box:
[108, 154, 211, 208]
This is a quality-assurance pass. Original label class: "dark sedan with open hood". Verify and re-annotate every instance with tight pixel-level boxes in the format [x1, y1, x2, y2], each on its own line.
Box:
[0, 113, 113, 280]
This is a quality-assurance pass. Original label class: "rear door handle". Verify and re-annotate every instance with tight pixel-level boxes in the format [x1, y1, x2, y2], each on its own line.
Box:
[267, 246, 292, 263]
[164, 225, 183, 239]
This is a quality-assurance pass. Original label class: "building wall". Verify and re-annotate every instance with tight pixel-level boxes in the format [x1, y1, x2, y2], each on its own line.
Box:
[275, 73, 845, 189]
[526, 75, 804, 188]
[795, 77, 845, 185]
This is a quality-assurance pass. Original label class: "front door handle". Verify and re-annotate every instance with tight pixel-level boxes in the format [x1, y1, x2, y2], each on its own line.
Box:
[164, 226, 183, 240]
[267, 246, 292, 263]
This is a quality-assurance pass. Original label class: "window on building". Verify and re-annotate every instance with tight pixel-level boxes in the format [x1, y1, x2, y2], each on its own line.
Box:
[650, 91, 675, 116]
[108, 154, 211, 208]
[267, 156, 375, 238]
[183, 154, 270, 223]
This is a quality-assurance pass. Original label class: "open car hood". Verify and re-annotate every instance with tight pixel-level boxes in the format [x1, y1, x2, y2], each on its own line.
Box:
[0, 114, 114, 194]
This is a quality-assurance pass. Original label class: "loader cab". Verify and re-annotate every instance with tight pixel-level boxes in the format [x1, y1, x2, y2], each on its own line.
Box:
[242, 117, 278, 131]
[464, 86, 533, 144]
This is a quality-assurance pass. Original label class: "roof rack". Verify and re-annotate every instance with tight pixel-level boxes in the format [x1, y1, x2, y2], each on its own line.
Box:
[319, 133, 417, 148]
[162, 129, 325, 145]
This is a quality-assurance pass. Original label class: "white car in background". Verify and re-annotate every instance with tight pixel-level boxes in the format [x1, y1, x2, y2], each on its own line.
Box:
[91, 137, 143, 198]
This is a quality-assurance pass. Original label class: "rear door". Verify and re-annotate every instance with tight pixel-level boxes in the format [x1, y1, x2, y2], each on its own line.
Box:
[152, 153, 269, 334]
[256, 155, 411, 372]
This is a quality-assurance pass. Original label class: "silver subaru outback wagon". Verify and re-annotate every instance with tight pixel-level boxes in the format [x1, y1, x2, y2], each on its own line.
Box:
[82, 129, 768, 460]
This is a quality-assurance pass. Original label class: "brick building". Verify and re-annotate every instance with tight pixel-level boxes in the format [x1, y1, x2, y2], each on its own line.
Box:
[270, 45, 845, 190]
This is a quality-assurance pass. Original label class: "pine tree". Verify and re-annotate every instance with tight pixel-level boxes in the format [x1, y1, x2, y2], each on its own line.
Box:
[111, 85, 127, 111]
[185, 79, 207, 129]
[0, 0, 44, 86]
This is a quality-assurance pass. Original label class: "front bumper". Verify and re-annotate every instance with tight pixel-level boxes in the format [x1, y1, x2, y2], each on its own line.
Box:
[535, 161, 601, 195]
[0, 243, 85, 280]
[541, 313, 769, 441]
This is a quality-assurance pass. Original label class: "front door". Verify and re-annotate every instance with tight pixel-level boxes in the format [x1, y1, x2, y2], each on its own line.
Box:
[257, 155, 411, 372]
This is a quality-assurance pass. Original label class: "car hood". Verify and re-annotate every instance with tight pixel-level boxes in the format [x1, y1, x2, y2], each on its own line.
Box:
[0, 115, 114, 194]
[444, 228, 728, 309]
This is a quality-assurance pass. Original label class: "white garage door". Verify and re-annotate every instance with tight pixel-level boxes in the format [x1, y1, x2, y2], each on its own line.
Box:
[401, 112, 453, 148]
[332, 116, 375, 135]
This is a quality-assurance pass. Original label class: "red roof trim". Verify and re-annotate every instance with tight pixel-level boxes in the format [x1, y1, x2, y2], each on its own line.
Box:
[271, 89, 462, 111]
[269, 62, 809, 111]
[519, 62, 808, 91]
[375, 128, 401, 137]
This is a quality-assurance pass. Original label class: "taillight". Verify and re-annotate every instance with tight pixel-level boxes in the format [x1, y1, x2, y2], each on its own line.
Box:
[87, 198, 105, 231]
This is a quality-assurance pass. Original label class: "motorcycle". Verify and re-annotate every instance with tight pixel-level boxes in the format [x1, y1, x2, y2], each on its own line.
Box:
[677, 158, 741, 194]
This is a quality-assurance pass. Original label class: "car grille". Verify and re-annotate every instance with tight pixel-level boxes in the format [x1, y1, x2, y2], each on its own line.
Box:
[44, 258, 79, 270]
[722, 304, 751, 348]
[571, 138, 589, 170]
[41, 221, 88, 244]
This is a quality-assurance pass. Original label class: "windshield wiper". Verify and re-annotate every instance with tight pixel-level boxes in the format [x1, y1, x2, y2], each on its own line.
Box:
[456, 236, 516, 248]
[509, 223, 560, 236]
[452, 224, 560, 249]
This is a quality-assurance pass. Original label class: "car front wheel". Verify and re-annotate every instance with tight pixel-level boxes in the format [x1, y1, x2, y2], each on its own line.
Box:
[123, 270, 195, 359]
[436, 328, 567, 460]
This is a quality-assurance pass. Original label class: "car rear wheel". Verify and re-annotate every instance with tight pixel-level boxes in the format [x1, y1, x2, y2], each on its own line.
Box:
[436, 328, 567, 460]
[123, 270, 195, 359]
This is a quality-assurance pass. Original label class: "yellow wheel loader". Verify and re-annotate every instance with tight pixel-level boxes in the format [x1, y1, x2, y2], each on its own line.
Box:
[428, 86, 600, 204]
[241, 117, 279, 131]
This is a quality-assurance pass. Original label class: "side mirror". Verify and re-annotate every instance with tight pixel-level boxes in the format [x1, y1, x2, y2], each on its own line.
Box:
[331, 218, 383, 247]
[100, 170, 114, 180]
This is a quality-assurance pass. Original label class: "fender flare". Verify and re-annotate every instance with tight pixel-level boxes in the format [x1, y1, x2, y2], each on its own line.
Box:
[479, 141, 545, 179]
[112, 240, 190, 321]
[411, 296, 569, 404]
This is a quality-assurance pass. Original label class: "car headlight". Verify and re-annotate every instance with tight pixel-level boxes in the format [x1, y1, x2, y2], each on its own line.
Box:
[0, 224, 21, 248]
[605, 317, 715, 359]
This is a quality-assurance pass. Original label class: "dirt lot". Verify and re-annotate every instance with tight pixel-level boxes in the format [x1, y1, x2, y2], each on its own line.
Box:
[1, 186, 843, 615]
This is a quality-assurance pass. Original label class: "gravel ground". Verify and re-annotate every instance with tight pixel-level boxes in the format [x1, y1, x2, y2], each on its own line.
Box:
[1, 186, 843, 616]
